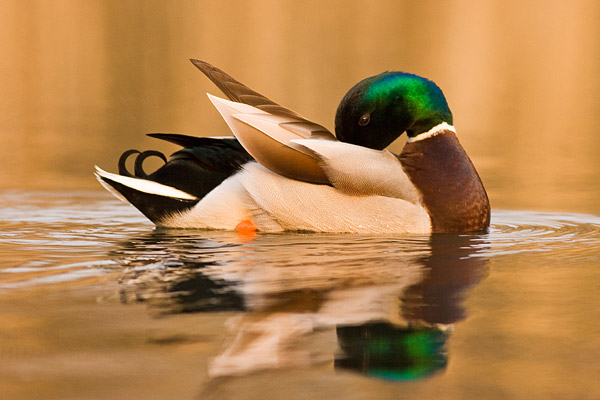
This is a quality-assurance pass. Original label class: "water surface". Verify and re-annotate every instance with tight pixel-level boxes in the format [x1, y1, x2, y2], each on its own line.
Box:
[1, 191, 599, 399]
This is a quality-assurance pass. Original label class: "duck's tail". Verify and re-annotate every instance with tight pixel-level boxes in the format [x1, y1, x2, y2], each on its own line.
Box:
[95, 134, 253, 225]
[95, 166, 200, 224]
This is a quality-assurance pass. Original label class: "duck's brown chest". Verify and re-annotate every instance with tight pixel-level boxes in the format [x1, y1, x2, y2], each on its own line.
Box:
[400, 130, 490, 233]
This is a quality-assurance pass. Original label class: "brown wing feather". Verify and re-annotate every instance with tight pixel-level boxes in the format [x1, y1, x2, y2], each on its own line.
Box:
[190, 59, 303, 118]
[190, 59, 335, 140]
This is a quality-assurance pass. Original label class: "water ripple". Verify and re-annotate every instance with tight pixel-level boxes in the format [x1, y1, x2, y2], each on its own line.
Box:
[2, 191, 600, 292]
[487, 210, 600, 259]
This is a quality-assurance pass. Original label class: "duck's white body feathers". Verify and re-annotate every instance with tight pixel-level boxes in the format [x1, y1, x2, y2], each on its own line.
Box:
[162, 162, 431, 234]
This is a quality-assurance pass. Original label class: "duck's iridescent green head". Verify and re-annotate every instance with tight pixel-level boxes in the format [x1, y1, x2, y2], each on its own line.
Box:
[335, 72, 453, 149]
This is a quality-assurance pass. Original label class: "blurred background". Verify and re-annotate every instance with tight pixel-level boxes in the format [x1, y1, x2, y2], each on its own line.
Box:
[1, 0, 599, 213]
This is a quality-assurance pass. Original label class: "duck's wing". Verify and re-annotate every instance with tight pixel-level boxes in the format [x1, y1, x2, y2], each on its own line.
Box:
[206, 95, 420, 202]
[207, 94, 332, 183]
[194, 61, 419, 201]
[190, 59, 333, 139]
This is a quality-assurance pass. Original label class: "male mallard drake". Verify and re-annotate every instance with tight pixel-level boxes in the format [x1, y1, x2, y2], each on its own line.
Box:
[95, 60, 490, 234]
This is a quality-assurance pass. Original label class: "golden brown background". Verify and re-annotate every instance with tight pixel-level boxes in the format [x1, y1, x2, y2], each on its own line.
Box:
[1, 0, 599, 213]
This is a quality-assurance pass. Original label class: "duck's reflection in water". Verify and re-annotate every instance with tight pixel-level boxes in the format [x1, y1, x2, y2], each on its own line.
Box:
[110, 231, 488, 382]
[336, 234, 488, 380]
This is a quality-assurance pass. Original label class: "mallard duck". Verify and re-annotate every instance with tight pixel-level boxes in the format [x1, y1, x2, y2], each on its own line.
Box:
[95, 60, 490, 234]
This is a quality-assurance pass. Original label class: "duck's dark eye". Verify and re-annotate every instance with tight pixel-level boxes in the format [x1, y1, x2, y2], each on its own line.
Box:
[358, 113, 371, 126]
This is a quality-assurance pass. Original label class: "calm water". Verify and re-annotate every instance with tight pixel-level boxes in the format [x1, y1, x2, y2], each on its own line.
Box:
[1, 190, 599, 399]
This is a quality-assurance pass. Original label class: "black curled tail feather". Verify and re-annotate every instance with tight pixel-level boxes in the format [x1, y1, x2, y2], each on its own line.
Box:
[118, 149, 168, 178]
[118, 150, 141, 177]
[100, 134, 254, 225]
[135, 150, 168, 178]
[114, 135, 254, 200]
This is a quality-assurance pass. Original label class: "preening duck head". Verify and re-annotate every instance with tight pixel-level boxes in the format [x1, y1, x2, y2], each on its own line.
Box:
[335, 72, 453, 149]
